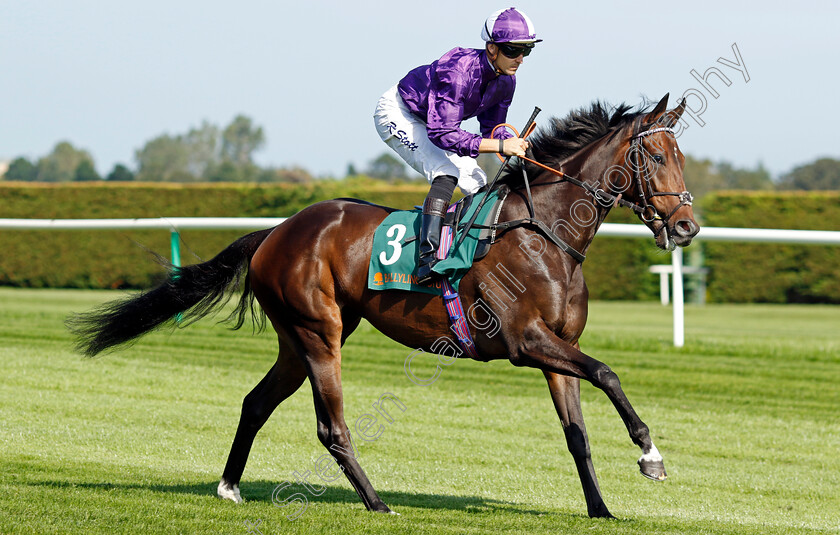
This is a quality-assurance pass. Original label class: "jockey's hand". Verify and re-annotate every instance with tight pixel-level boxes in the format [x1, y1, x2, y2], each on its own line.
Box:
[502, 137, 529, 158]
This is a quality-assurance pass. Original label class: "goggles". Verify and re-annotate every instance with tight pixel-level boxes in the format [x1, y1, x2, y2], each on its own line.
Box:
[496, 42, 534, 59]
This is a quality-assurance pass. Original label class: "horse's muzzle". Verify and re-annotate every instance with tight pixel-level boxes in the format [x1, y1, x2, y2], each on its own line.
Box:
[672, 218, 699, 246]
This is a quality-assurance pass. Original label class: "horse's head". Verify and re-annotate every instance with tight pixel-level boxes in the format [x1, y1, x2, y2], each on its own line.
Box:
[615, 94, 699, 250]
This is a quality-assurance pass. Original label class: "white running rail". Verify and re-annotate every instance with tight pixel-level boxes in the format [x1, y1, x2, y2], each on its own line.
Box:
[1, 218, 838, 347]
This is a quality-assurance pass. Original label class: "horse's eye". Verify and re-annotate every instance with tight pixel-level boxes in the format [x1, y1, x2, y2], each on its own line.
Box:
[652, 154, 664, 164]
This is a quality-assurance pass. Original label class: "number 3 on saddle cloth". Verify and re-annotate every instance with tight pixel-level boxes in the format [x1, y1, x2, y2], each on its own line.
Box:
[367, 188, 509, 358]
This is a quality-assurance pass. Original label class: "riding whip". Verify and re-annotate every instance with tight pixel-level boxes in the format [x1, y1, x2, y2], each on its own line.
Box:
[454, 106, 541, 250]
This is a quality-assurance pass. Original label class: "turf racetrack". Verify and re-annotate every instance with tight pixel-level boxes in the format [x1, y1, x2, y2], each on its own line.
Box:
[1, 288, 838, 534]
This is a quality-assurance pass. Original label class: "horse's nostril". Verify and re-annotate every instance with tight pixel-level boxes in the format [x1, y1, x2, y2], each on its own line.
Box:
[675, 219, 698, 237]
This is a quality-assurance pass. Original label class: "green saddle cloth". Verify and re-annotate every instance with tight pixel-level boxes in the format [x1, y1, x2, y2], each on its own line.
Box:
[367, 190, 500, 295]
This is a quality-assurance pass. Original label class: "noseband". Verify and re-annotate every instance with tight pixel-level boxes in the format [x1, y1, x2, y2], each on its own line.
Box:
[473, 116, 696, 264]
[629, 119, 694, 236]
[510, 119, 694, 230]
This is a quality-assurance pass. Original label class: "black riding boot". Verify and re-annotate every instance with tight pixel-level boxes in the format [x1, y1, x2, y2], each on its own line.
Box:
[416, 196, 448, 285]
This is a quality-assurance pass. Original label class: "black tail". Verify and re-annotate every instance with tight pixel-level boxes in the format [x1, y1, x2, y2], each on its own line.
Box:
[67, 227, 275, 357]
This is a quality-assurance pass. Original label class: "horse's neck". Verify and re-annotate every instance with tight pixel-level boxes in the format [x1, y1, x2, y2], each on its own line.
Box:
[528, 134, 621, 255]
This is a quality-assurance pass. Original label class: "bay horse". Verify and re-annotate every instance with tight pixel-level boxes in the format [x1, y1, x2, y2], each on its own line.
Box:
[69, 93, 698, 519]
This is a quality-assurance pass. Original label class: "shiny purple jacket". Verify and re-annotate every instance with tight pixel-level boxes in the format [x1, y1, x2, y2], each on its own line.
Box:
[397, 47, 515, 158]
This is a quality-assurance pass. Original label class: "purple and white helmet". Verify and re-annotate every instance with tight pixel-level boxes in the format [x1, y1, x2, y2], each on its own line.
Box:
[480, 7, 542, 44]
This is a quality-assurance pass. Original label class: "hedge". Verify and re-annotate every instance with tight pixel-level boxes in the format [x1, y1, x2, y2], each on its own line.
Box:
[11, 184, 837, 303]
[583, 208, 665, 300]
[0, 180, 431, 289]
[700, 191, 840, 303]
[0, 181, 668, 299]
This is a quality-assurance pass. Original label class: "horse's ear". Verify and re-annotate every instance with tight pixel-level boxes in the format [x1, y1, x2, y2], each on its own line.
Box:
[661, 98, 687, 128]
[647, 93, 670, 122]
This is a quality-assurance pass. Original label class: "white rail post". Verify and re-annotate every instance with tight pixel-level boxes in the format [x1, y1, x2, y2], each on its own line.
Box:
[659, 271, 670, 306]
[671, 247, 685, 347]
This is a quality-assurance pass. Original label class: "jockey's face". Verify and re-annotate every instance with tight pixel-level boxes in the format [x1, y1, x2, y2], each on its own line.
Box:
[487, 43, 527, 76]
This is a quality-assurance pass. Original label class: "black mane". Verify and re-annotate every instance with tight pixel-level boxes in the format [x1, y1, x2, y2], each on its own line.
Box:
[503, 100, 653, 181]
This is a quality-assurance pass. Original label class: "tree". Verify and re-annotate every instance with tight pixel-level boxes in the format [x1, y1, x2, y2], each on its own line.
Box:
[184, 121, 221, 178]
[3, 157, 38, 181]
[105, 163, 135, 181]
[73, 160, 101, 181]
[221, 115, 264, 167]
[36, 141, 95, 182]
[682, 155, 721, 199]
[135, 123, 223, 182]
[682, 155, 775, 199]
[134, 116, 266, 182]
[366, 153, 409, 181]
[716, 161, 773, 190]
[134, 134, 193, 182]
[204, 160, 260, 182]
[778, 158, 840, 190]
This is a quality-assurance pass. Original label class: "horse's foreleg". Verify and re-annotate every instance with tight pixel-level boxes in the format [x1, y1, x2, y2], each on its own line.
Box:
[543, 371, 614, 518]
[514, 325, 666, 481]
[218, 345, 307, 503]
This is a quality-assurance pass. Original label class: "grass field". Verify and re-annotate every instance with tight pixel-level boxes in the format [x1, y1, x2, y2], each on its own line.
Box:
[1, 287, 838, 534]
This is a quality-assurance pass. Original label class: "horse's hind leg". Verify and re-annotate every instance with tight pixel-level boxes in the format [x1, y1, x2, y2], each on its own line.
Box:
[296, 325, 394, 514]
[543, 371, 613, 518]
[218, 342, 307, 503]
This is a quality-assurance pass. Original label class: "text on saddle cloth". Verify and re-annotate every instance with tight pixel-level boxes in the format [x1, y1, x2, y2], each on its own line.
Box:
[367, 189, 504, 295]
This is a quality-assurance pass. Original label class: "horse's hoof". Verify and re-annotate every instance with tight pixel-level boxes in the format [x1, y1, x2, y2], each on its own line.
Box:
[638, 458, 668, 481]
[638, 444, 667, 481]
[372, 503, 397, 515]
[217, 479, 244, 503]
[588, 505, 615, 519]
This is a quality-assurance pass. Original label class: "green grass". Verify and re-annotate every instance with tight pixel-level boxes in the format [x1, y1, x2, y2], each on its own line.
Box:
[1, 287, 838, 534]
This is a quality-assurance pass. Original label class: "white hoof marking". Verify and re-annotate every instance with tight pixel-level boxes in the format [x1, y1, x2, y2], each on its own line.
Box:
[218, 480, 243, 503]
[639, 444, 663, 463]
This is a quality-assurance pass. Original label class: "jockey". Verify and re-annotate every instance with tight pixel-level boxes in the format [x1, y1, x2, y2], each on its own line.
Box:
[374, 7, 541, 284]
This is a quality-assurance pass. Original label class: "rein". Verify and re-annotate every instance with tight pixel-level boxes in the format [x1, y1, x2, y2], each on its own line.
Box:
[485, 119, 694, 257]
[494, 122, 680, 216]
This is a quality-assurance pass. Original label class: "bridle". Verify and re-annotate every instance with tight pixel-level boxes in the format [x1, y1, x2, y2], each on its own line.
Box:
[477, 116, 696, 263]
[628, 118, 694, 237]
[497, 120, 694, 230]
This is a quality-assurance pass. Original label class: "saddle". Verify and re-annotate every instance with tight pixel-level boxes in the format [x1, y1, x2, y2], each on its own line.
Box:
[367, 186, 510, 295]
[443, 184, 510, 262]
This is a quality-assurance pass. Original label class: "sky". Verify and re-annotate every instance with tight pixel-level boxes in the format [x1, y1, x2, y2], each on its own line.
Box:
[1, 1, 837, 180]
